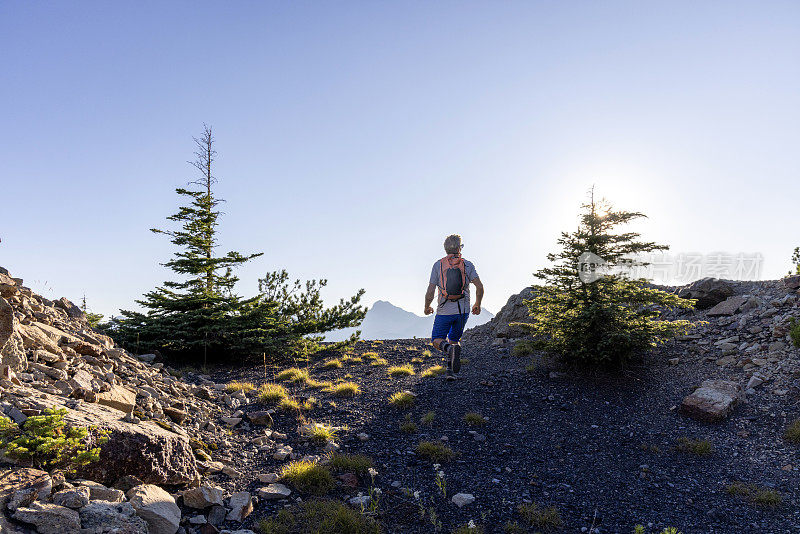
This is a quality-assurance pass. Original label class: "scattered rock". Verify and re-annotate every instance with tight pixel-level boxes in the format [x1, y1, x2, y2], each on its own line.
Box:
[226, 491, 253, 522]
[451, 493, 475, 508]
[707, 296, 749, 316]
[247, 411, 273, 426]
[680, 379, 744, 423]
[79, 500, 148, 534]
[677, 278, 734, 309]
[183, 485, 225, 509]
[256, 483, 291, 500]
[52, 486, 90, 509]
[127, 484, 181, 534]
[13, 501, 81, 534]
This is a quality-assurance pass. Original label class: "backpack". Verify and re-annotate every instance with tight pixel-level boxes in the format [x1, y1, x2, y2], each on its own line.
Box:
[437, 254, 469, 305]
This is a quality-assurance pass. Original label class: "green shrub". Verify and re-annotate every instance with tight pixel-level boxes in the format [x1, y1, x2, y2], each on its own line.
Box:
[259, 499, 381, 534]
[420, 411, 435, 425]
[511, 340, 536, 357]
[789, 317, 800, 348]
[321, 359, 342, 370]
[513, 193, 695, 367]
[0, 408, 108, 473]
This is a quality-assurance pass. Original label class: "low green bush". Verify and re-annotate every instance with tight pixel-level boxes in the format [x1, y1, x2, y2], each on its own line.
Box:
[0, 408, 108, 473]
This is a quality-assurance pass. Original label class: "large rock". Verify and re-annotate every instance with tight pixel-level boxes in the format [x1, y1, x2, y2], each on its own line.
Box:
[784, 275, 800, 290]
[680, 379, 743, 422]
[182, 485, 225, 509]
[706, 296, 749, 317]
[0, 272, 18, 298]
[55, 297, 85, 320]
[0, 297, 27, 372]
[2, 468, 52, 511]
[226, 491, 253, 522]
[52, 486, 90, 508]
[79, 500, 148, 534]
[26, 395, 198, 486]
[677, 278, 735, 309]
[96, 386, 137, 414]
[0, 468, 52, 533]
[127, 484, 181, 534]
[466, 287, 534, 340]
[12, 501, 81, 534]
[256, 483, 291, 500]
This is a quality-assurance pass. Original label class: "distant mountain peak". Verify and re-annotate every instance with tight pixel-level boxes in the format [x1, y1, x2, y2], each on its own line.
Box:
[326, 300, 494, 341]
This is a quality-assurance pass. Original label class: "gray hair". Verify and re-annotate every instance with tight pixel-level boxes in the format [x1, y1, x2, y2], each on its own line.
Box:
[443, 234, 462, 254]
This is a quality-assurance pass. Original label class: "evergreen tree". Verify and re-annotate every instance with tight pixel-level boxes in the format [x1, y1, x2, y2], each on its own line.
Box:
[790, 247, 800, 275]
[517, 189, 695, 367]
[80, 295, 104, 329]
[109, 126, 366, 364]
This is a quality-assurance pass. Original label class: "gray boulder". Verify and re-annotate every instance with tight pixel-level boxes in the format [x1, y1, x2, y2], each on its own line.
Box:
[127, 484, 181, 534]
[680, 379, 743, 422]
[52, 486, 90, 508]
[0, 297, 27, 372]
[79, 500, 149, 534]
[13, 501, 81, 534]
[677, 278, 735, 309]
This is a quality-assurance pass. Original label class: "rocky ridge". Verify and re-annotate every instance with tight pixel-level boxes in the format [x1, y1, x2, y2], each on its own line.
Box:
[0, 266, 274, 533]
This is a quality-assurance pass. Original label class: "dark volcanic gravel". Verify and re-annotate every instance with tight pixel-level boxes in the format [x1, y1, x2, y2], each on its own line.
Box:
[207, 337, 800, 534]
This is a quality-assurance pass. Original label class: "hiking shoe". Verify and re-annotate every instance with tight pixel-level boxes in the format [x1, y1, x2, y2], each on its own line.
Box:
[446, 370, 456, 381]
[449, 344, 461, 374]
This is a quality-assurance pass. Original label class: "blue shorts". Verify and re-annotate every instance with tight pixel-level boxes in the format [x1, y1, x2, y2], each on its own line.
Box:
[431, 313, 470, 343]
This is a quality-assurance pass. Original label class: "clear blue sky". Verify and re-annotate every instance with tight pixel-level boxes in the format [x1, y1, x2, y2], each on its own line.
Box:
[1, 1, 798, 318]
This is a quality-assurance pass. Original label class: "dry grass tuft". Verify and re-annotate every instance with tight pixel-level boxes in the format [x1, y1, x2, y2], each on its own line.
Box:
[280, 460, 335, 495]
[258, 383, 288, 404]
[421, 365, 445, 377]
[276, 367, 310, 383]
[517, 502, 563, 530]
[388, 364, 414, 377]
[326, 381, 361, 397]
[415, 441, 453, 462]
[225, 381, 256, 393]
[784, 419, 800, 444]
[388, 391, 416, 408]
[463, 412, 487, 426]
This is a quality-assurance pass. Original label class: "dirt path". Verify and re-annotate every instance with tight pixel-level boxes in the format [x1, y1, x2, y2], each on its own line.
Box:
[208, 338, 799, 533]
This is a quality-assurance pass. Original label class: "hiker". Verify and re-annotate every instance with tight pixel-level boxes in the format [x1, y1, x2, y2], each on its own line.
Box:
[424, 234, 484, 380]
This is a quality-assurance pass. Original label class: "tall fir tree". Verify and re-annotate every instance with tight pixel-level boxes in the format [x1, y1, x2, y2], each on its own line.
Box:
[517, 189, 695, 367]
[109, 126, 366, 364]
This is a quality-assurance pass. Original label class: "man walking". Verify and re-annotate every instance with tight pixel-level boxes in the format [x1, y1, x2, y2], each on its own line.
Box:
[424, 234, 484, 380]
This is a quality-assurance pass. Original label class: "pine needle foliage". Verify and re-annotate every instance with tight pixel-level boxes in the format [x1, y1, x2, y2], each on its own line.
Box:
[517, 190, 695, 367]
[0, 408, 108, 473]
[104, 126, 366, 364]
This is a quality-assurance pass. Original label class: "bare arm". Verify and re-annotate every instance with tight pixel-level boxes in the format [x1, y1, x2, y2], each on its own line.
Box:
[424, 283, 436, 315]
[471, 277, 484, 314]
